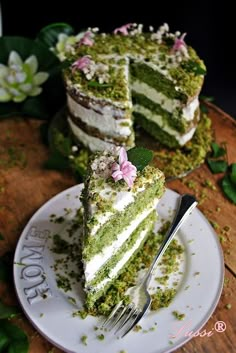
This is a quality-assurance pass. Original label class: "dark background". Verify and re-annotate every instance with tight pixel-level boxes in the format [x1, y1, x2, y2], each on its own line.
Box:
[1, 0, 235, 117]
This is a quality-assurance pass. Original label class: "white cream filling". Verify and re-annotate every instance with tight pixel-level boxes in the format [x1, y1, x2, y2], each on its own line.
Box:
[84, 200, 158, 282]
[133, 104, 198, 145]
[183, 97, 199, 121]
[132, 81, 180, 112]
[88, 227, 149, 292]
[132, 81, 199, 121]
[67, 94, 132, 137]
[68, 117, 117, 152]
[88, 184, 146, 236]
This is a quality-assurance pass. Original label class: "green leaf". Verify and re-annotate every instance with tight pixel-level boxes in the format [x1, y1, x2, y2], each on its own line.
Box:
[0, 36, 65, 119]
[222, 175, 236, 204]
[0, 301, 20, 319]
[48, 108, 69, 150]
[0, 329, 9, 351]
[0, 233, 4, 240]
[87, 81, 113, 88]
[36, 23, 74, 48]
[0, 320, 29, 353]
[200, 103, 208, 114]
[127, 147, 153, 171]
[21, 96, 48, 119]
[53, 131, 72, 156]
[207, 159, 228, 174]
[200, 95, 215, 102]
[183, 60, 206, 75]
[8, 339, 29, 353]
[230, 163, 236, 185]
[1, 320, 26, 340]
[44, 150, 69, 171]
[211, 142, 226, 158]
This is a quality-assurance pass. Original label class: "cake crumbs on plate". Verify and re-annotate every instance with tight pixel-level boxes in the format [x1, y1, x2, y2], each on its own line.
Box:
[81, 335, 88, 346]
[97, 334, 105, 341]
[172, 310, 186, 320]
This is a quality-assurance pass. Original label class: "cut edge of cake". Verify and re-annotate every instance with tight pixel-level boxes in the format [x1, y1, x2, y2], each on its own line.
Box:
[80, 147, 165, 310]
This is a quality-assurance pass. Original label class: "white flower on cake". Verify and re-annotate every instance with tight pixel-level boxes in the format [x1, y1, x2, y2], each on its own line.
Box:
[151, 23, 170, 44]
[151, 23, 189, 63]
[91, 151, 116, 179]
[72, 56, 110, 84]
[52, 32, 86, 61]
[112, 147, 137, 187]
[0, 51, 49, 103]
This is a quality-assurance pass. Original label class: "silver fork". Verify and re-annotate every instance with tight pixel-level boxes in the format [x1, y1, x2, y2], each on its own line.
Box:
[102, 194, 197, 337]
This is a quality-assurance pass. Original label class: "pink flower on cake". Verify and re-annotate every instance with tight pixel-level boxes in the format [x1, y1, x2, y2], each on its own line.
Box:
[79, 32, 94, 47]
[112, 147, 137, 187]
[172, 33, 189, 58]
[72, 56, 91, 71]
[113, 23, 133, 36]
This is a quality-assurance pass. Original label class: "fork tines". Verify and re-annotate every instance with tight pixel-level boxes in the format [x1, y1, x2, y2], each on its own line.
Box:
[102, 301, 141, 337]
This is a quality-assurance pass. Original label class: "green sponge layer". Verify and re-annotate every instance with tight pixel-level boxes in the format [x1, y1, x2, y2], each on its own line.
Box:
[134, 112, 183, 148]
[82, 178, 164, 261]
[85, 210, 156, 309]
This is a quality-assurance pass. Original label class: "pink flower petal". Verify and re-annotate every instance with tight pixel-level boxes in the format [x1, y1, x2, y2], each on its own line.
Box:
[79, 32, 94, 47]
[119, 147, 128, 165]
[172, 33, 187, 51]
[111, 148, 137, 187]
[72, 56, 91, 72]
[123, 174, 135, 188]
[113, 23, 133, 36]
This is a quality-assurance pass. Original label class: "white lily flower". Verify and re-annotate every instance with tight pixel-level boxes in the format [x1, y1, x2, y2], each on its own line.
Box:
[51, 32, 85, 61]
[0, 51, 49, 103]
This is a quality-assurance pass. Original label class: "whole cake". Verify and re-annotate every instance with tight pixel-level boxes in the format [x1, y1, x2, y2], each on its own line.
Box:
[80, 147, 165, 309]
[63, 23, 206, 151]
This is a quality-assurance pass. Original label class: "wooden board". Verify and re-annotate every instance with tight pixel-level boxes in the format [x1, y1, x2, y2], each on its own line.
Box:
[0, 102, 235, 353]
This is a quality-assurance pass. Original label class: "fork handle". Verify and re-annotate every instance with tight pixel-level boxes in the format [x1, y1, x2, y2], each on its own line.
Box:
[143, 194, 197, 287]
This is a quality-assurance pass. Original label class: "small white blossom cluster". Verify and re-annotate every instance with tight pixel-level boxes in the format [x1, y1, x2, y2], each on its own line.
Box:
[83, 61, 110, 84]
[0, 51, 49, 103]
[129, 23, 144, 36]
[171, 47, 189, 64]
[68, 145, 79, 160]
[87, 27, 100, 33]
[91, 151, 116, 179]
[150, 23, 172, 44]
[151, 23, 189, 63]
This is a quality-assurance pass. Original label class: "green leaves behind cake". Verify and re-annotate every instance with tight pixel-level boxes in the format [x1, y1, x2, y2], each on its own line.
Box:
[127, 147, 153, 171]
[0, 251, 29, 353]
[36, 22, 74, 49]
[207, 141, 236, 205]
[222, 164, 236, 205]
[210, 142, 226, 158]
[0, 318, 29, 353]
[207, 142, 227, 174]
[0, 36, 65, 119]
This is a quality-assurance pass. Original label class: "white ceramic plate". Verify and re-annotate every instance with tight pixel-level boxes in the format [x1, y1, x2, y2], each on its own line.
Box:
[14, 185, 224, 353]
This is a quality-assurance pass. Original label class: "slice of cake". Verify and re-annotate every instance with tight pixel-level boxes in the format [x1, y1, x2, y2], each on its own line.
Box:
[80, 147, 165, 309]
[63, 23, 205, 151]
